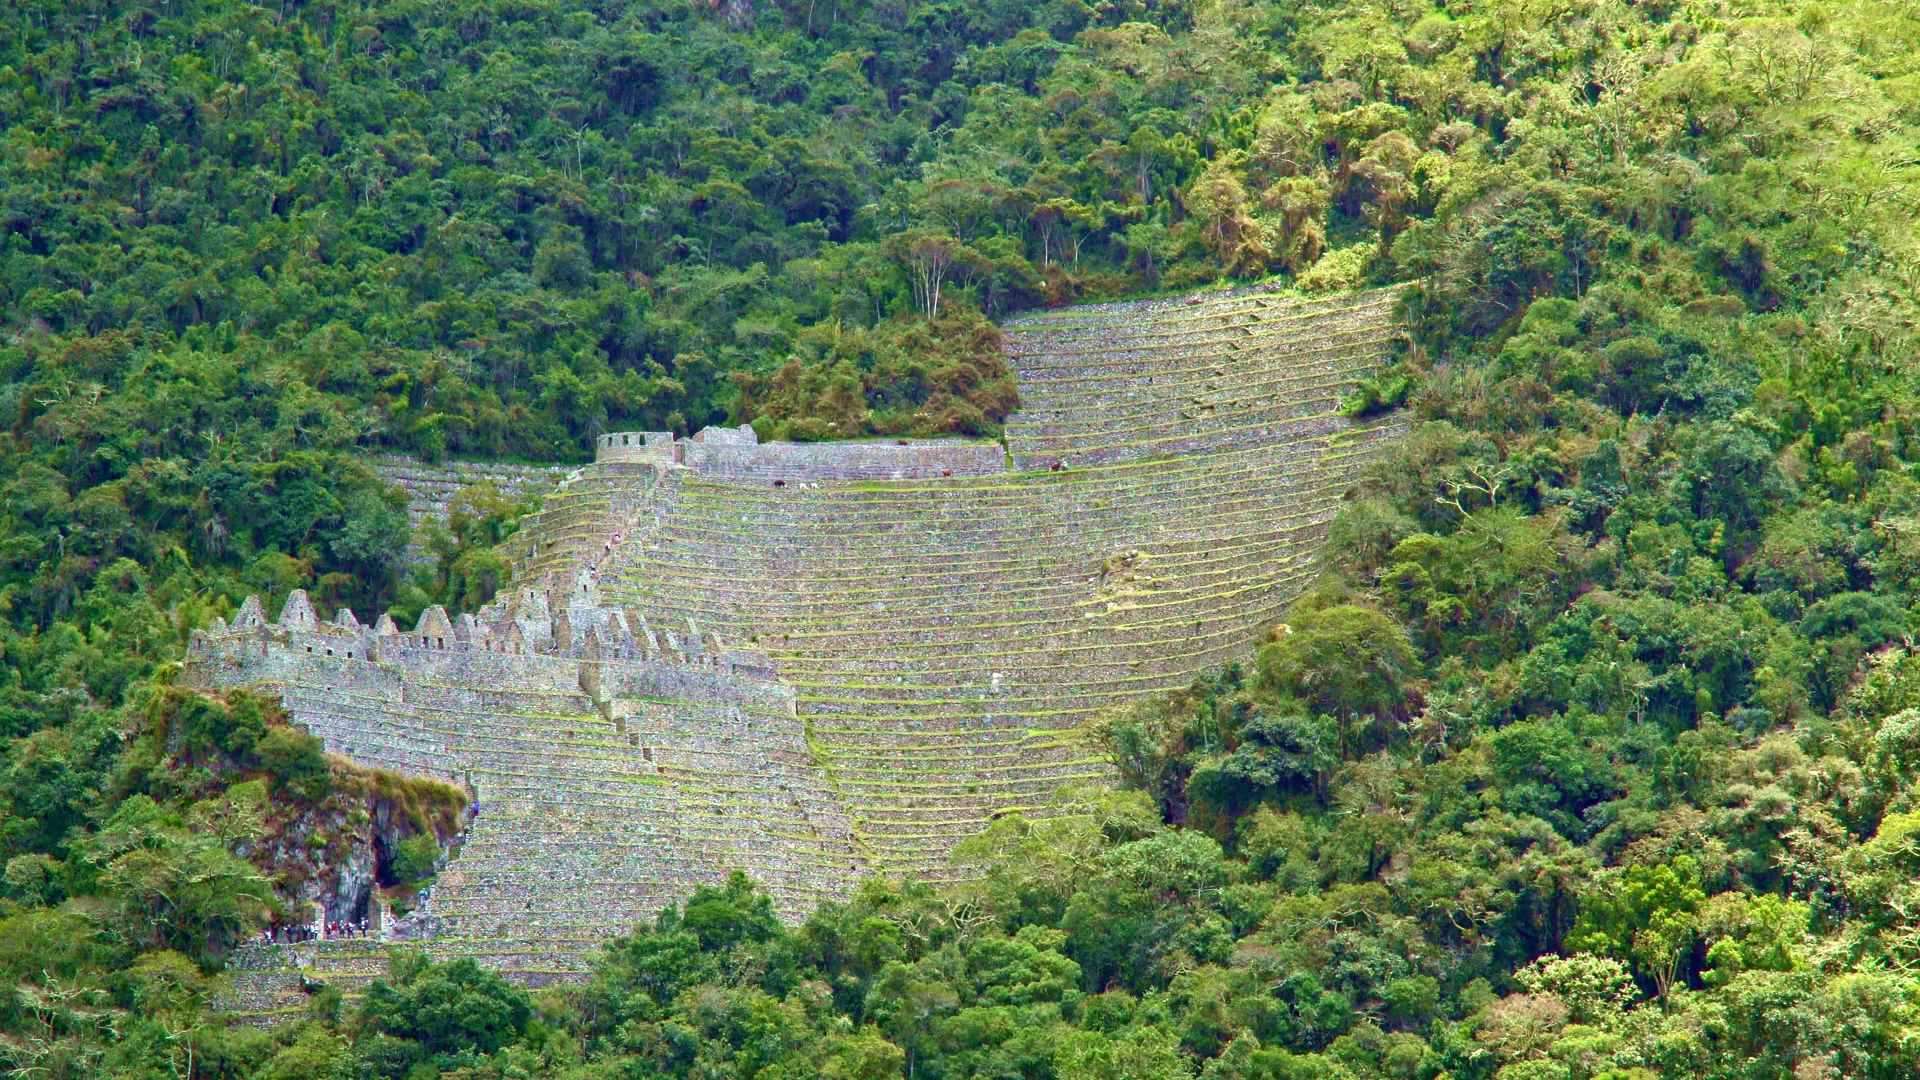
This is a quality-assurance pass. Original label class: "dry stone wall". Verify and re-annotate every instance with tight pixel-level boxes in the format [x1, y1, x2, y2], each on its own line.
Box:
[188, 587, 852, 988]
[595, 424, 1005, 480]
[377, 428, 1004, 572]
[196, 285, 1405, 1016]
[370, 456, 573, 567]
[1000, 286, 1404, 469]
[681, 438, 1004, 481]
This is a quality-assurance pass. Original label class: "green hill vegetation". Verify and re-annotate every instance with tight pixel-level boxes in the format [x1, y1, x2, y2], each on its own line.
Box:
[5, 0, 1920, 1078]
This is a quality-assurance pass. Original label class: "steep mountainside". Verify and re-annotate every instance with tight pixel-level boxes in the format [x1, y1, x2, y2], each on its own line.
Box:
[188, 284, 1403, 1017]
[8, 0, 1920, 1076]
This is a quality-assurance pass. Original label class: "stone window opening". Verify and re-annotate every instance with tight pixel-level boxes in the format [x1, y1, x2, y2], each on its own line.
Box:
[326, 648, 333, 656]
[438, 637, 445, 648]
[305, 645, 312, 653]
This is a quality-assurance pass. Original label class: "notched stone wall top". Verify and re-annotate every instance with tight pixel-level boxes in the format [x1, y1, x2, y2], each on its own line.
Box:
[189, 583, 774, 676]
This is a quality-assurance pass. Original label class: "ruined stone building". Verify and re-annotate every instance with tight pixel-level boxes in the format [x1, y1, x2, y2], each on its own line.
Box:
[194, 285, 1407, 1015]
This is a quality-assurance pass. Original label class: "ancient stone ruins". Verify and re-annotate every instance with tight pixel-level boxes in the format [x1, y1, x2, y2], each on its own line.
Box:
[194, 285, 1407, 1015]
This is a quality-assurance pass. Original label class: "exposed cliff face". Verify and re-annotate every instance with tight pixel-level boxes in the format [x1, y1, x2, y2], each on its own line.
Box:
[144, 688, 472, 930]
[237, 759, 472, 928]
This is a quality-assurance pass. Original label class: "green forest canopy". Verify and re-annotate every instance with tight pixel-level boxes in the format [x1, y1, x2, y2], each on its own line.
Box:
[6, 0, 1920, 1077]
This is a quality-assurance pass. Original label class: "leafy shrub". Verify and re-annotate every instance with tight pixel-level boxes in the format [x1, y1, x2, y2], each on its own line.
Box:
[257, 727, 332, 802]
[391, 834, 442, 887]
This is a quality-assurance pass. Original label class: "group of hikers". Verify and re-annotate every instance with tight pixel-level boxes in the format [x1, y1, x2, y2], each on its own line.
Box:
[261, 918, 371, 944]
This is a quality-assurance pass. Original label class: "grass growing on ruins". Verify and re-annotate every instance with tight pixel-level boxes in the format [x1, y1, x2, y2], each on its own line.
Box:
[5, 0, 1920, 1077]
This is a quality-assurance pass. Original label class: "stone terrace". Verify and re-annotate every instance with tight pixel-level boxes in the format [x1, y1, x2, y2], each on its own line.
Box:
[192, 593, 860, 1006]
[598, 284, 1405, 877]
[370, 456, 573, 568]
[602, 425, 1400, 878]
[197, 284, 1405, 1015]
[1001, 286, 1402, 468]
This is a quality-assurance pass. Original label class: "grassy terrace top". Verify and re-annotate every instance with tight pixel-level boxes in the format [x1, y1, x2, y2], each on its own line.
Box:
[1000, 285, 1403, 469]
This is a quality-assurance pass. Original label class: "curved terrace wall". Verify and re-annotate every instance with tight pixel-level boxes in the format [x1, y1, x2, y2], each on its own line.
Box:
[370, 457, 572, 568]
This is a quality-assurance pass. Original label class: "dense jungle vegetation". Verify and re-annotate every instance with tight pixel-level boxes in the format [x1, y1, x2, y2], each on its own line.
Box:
[6, 0, 1920, 1076]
